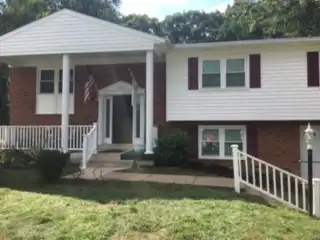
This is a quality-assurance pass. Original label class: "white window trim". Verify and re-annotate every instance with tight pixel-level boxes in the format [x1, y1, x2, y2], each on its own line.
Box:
[36, 67, 75, 115]
[198, 125, 247, 160]
[199, 56, 249, 90]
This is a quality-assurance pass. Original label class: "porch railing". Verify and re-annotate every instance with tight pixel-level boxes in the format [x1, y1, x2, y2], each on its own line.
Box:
[232, 145, 320, 217]
[0, 125, 92, 150]
[81, 123, 98, 169]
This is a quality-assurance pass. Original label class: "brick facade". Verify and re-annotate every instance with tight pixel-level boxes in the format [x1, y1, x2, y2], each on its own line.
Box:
[10, 63, 166, 128]
[256, 122, 300, 175]
[167, 122, 301, 175]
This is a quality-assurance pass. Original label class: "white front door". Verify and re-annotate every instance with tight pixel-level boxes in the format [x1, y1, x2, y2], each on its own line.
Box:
[104, 96, 113, 144]
[300, 125, 320, 179]
[132, 94, 145, 151]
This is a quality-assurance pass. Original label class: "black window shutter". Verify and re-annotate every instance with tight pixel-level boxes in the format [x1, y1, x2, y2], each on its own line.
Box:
[249, 54, 261, 88]
[188, 57, 199, 90]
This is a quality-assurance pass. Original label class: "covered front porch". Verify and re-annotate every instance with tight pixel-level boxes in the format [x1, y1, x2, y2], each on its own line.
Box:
[0, 50, 160, 167]
[0, 9, 167, 168]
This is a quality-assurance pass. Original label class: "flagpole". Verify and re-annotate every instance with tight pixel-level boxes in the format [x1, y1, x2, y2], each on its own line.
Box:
[129, 68, 138, 107]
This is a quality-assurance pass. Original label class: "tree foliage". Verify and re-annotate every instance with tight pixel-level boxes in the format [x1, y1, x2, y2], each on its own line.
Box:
[2, 0, 320, 124]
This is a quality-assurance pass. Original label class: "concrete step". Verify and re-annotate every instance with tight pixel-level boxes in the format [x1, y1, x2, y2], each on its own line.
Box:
[87, 152, 133, 168]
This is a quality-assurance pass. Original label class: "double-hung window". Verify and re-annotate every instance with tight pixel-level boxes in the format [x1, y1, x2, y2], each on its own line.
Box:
[58, 69, 74, 93]
[201, 57, 247, 88]
[39, 69, 55, 94]
[226, 59, 245, 87]
[199, 126, 246, 159]
[202, 60, 221, 87]
[37, 68, 74, 114]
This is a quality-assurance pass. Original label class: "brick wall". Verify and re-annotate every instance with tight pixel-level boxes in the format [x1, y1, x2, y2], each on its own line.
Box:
[167, 121, 301, 175]
[257, 122, 300, 175]
[10, 63, 166, 127]
[10, 67, 61, 125]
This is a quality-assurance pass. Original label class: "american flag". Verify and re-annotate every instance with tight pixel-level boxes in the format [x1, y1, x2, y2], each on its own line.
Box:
[84, 73, 96, 103]
[128, 68, 138, 106]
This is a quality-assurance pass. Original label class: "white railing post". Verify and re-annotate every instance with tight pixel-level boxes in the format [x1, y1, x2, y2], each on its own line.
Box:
[232, 144, 241, 194]
[82, 136, 88, 170]
[93, 122, 98, 153]
[313, 178, 320, 217]
[4, 126, 9, 148]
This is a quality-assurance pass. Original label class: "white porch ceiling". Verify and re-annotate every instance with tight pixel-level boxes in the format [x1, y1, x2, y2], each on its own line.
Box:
[0, 9, 167, 57]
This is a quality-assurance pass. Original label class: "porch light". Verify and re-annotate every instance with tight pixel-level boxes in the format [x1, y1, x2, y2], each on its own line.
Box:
[304, 123, 315, 149]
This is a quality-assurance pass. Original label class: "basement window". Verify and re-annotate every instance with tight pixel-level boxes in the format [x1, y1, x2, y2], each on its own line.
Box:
[198, 125, 247, 159]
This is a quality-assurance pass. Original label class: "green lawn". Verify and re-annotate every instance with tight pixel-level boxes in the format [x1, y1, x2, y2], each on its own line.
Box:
[0, 171, 319, 239]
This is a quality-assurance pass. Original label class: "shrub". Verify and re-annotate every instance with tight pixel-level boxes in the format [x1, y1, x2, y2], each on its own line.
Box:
[0, 148, 35, 169]
[153, 132, 190, 167]
[35, 150, 70, 183]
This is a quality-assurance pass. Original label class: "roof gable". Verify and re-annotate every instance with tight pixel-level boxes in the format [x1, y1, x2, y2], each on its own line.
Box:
[99, 80, 144, 95]
[0, 9, 166, 56]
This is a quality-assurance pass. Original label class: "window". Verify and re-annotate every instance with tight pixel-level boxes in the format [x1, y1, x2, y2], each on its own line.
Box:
[200, 129, 219, 156]
[37, 67, 75, 115]
[202, 60, 221, 87]
[201, 58, 247, 88]
[199, 126, 246, 159]
[226, 59, 245, 87]
[58, 69, 74, 93]
[224, 129, 243, 156]
[39, 70, 55, 93]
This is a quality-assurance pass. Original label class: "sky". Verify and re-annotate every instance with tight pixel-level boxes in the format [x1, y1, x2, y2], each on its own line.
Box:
[121, 0, 233, 19]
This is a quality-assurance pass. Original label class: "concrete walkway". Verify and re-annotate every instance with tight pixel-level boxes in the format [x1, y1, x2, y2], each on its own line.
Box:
[70, 152, 234, 188]
[77, 168, 234, 188]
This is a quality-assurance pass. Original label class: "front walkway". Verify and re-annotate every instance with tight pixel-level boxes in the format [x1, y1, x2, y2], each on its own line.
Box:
[69, 151, 235, 188]
[77, 169, 234, 188]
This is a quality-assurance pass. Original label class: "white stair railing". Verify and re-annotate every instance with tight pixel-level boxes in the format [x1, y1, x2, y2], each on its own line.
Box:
[232, 145, 320, 216]
[0, 125, 92, 150]
[81, 123, 98, 170]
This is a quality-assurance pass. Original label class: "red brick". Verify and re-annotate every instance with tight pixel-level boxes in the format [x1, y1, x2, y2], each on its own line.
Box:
[166, 121, 302, 175]
[257, 122, 300, 175]
[10, 63, 166, 127]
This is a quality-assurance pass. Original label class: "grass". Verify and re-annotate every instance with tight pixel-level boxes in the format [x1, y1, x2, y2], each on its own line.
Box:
[0, 170, 319, 240]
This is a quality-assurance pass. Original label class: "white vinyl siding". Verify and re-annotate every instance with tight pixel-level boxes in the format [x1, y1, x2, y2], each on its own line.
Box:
[198, 125, 246, 160]
[0, 9, 164, 57]
[166, 46, 320, 121]
[36, 68, 74, 115]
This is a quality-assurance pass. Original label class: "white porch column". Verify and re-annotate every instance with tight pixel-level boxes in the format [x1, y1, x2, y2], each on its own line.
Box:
[61, 54, 70, 153]
[145, 51, 154, 154]
[132, 96, 137, 148]
[140, 94, 145, 147]
[98, 94, 104, 145]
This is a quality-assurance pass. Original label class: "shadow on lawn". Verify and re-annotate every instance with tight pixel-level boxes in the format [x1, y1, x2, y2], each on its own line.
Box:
[0, 169, 271, 208]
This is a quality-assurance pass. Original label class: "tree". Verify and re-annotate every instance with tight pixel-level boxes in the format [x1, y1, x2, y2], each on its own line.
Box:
[122, 14, 164, 37]
[162, 11, 224, 43]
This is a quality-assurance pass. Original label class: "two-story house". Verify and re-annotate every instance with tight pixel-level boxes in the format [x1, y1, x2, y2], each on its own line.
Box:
[1, 9, 320, 178]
